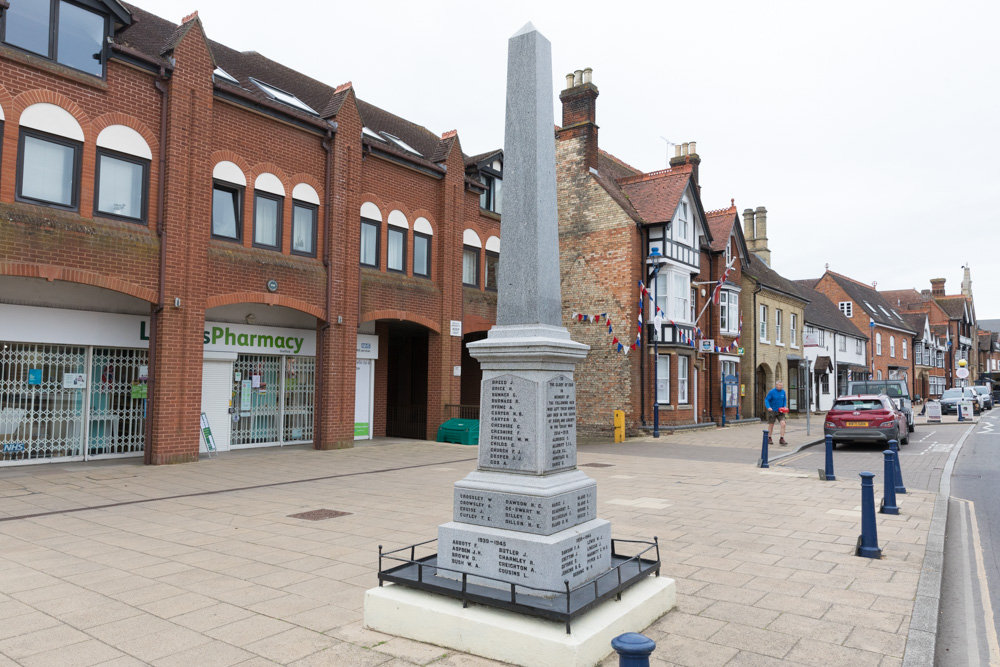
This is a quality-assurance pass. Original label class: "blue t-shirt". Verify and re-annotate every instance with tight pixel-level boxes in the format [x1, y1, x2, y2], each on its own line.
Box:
[765, 388, 787, 411]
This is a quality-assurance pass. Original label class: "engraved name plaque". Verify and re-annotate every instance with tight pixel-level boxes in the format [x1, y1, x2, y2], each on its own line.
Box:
[544, 375, 576, 471]
[479, 375, 536, 472]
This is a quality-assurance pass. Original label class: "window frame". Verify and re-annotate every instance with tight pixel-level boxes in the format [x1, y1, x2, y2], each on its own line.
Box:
[790, 313, 798, 347]
[1, 0, 110, 78]
[759, 305, 768, 342]
[16, 127, 83, 212]
[775, 309, 783, 345]
[93, 146, 149, 224]
[413, 231, 431, 278]
[485, 249, 499, 291]
[876, 332, 883, 356]
[889, 335, 895, 358]
[678, 355, 689, 404]
[462, 245, 480, 288]
[902, 339, 907, 360]
[290, 200, 318, 257]
[251, 191, 283, 250]
[655, 354, 670, 405]
[386, 226, 407, 274]
[360, 217, 380, 268]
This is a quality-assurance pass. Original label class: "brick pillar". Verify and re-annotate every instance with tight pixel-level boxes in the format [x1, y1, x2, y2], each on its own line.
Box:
[148, 20, 215, 464]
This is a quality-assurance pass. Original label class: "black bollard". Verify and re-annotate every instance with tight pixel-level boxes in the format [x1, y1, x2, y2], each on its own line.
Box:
[856, 471, 882, 558]
[823, 434, 836, 481]
[758, 429, 769, 468]
[611, 633, 656, 667]
[888, 439, 906, 494]
[880, 450, 899, 515]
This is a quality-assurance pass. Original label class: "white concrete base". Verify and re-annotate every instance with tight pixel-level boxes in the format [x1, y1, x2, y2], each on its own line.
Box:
[364, 575, 675, 667]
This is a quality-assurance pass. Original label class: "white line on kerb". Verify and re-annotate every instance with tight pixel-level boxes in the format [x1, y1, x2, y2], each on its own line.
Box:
[957, 497, 1000, 665]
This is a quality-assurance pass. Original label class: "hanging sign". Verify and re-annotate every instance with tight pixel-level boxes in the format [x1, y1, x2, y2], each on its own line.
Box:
[699, 339, 715, 353]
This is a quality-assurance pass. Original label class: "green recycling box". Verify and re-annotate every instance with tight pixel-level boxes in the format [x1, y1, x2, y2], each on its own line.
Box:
[436, 418, 479, 445]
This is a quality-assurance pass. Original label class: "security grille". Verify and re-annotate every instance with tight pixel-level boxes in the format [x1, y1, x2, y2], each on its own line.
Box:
[0, 342, 86, 462]
[90, 348, 148, 457]
[232, 354, 282, 446]
[282, 356, 315, 443]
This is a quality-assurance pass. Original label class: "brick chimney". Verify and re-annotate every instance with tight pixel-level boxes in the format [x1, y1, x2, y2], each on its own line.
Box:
[744, 206, 770, 266]
[557, 68, 599, 171]
[962, 265, 972, 297]
[930, 278, 946, 296]
[668, 141, 701, 186]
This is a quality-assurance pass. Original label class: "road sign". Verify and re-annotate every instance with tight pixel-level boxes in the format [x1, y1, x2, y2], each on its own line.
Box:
[956, 367, 970, 379]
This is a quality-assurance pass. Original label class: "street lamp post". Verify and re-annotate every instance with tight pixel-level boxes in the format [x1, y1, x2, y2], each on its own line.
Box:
[649, 248, 667, 438]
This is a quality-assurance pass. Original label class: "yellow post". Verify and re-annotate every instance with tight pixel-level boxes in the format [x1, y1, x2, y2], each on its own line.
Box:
[613, 410, 625, 443]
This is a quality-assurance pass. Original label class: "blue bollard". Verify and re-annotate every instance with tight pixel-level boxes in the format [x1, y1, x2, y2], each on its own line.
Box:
[824, 434, 836, 481]
[888, 439, 907, 494]
[880, 450, 899, 515]
[758, 429, 770, 468]
[958, 404, 964, 422]
[857, 471, 882, 558]
[611, 632, 656, 667]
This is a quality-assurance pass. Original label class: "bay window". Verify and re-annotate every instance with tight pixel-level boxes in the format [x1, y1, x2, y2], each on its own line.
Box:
[672, 271, 689, 323]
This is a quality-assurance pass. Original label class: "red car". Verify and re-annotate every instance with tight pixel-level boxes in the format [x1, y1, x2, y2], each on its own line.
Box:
[824, 394, 909, 447]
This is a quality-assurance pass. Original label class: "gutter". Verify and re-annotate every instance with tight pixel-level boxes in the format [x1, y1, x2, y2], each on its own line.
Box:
[213, 85, 333, 135]
[144, 66, 169, 465]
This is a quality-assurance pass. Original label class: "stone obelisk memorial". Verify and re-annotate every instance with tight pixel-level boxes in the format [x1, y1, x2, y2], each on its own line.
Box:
[365, 24, 674, 666]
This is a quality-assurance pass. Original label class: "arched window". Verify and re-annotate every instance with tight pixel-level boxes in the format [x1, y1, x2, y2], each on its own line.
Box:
[360, 202, 382, 267]
[413, 217, 433, 277]
[17, 103, 84, 210]
[877, 370, 882, 380]
[212, 161, 246, 240]
[485, 235, 500, 291]
[876, 333, 882, 355]
[462, 229, 482, 287]
[291, 184, 319, 256]
[253, 173, 284, 250]
[889, 336, 895, 358]
[387, 210, 408, 273]
[95, 125, 152, 223]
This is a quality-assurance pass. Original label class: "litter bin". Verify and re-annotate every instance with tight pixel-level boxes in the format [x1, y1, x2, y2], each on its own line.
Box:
[436, 418, 479, 445]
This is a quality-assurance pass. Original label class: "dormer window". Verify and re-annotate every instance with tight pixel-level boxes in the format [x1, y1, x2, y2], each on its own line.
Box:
[3, 0, 109, 77]
[249, 78, 318, 115]
[675, 200, 690, 243]
[478, 159, 502, 214]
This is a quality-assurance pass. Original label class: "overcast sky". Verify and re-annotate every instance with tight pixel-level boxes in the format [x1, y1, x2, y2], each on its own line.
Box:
[140, 0, 1000, 318]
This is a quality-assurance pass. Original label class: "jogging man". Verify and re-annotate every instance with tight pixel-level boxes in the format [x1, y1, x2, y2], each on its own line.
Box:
[765, 380, 788, 445]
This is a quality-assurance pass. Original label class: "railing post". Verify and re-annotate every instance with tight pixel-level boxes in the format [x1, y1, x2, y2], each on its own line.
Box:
[565, 580, 572, 635]
[758, 429, 770, 468]
[880, 450, 900, 515]
[611, 632, 656, 667]
[461, 573, 468, 609]
[889, 439, 907, 494]
[823, 434, 836, 480]
[856, 471, 882, 559]
[378, 545, 383, 586]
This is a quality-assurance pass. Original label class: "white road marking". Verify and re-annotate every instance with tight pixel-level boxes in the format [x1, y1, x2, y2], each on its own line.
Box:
[916, 430, 937, 442]
[957, 497, 1000, 665]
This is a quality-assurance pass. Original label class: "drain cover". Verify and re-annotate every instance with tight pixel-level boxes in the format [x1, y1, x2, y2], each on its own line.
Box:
[579, 463, 614, 468]
[288, 509, 352, 521]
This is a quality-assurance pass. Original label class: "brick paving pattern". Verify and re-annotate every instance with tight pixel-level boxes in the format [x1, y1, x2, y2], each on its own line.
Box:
[0, 433, 934, 666]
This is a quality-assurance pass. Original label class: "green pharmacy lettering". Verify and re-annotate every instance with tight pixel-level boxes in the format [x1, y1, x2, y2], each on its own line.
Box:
[141, 323, 304, 352]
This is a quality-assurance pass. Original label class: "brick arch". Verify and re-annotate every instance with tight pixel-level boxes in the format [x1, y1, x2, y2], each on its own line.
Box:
[381, 201, 415, 222]
[462, 219, 485, 240]
[0, 83, 13, 119]
[463, 314, 492, 335]
[0, 262, 157, 303]
[360, 309, 441, 334]
[209, 149, 251, 177]
[90, 112, 158, 156]
[206, 292, 325, 320]
[409, 208, 436, 230]
[11, 89, 91, 131]
[358, 192, 387, 217]
[288, 172, 324, 202]
[249, 162, 291, 191]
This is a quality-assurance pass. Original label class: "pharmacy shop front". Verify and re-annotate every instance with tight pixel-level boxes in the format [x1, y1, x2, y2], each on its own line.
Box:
[198, 322, 317, 453]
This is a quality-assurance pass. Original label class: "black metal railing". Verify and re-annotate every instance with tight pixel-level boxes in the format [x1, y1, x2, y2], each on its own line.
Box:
[444, 404, 481, 420]
[377, 536, 660, 634]
[386, 404, 427, 439]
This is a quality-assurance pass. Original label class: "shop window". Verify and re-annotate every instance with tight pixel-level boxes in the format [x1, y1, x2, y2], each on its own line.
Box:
[16, 128, 81, 210]
[387, 227, 406, 273]
[360, 218, 379, 267]
[414, 232, 431, 277]
[3, 0, 108, 77]
[253, 192, 282, 250]
[485, 251, 499, 291]
[291, 201, 317, 256]
[95, 148, 147, 223]
[678, 356, 689, 404]
[463, 246, 480, 287]
[211, 182, 242, 240]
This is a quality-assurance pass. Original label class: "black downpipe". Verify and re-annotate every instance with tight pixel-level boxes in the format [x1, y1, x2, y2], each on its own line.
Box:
[315, 129, 334, 448]
[707, 254, 715, 424]
[638, 224, 645, 426]
[752, 280, 763, 419]
[144, 67, 169, 465]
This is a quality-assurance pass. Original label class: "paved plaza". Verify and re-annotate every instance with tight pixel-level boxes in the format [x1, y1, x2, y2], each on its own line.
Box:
[0, 425, 937, 666]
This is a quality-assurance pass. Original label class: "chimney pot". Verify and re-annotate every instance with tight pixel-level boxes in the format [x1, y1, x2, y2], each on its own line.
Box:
[583, 67, 592, 84]
[565, 73, 575, 89]
[688, 141, 697, 154]
[681, 142, 689, 156]
[574, 69, 583, 86]
[674, 145, 682, 158]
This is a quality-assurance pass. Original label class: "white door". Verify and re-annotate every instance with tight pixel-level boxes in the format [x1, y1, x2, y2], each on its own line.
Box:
[200, 360, 233, 452]
[355, 359, 373, 440]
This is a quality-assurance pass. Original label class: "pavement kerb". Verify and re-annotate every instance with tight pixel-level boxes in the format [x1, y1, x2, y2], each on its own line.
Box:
[766, 436, 824, 463]
[901, 422, 977, 667]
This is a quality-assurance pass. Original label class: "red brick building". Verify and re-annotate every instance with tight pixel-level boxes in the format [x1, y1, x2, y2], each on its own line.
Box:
[0, 2, 499, 465]
[554, 69, 752, 435]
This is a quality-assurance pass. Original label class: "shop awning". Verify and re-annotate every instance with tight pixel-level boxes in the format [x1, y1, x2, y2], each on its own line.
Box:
[845, 364, 869, 373]
[786, 354, 803, 362]
[814, 356, 832, 373]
